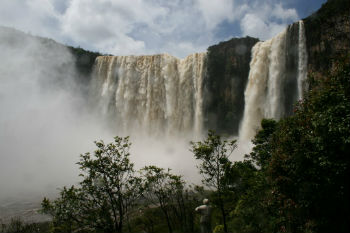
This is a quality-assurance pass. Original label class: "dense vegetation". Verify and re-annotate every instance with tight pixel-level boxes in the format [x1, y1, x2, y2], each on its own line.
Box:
[2, 58, 348, 233]
[233, 57, 349, 233]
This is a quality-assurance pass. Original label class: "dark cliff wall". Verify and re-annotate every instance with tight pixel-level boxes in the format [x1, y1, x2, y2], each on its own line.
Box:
[304, 0, 350, 76]
[204, 37, 259, 135]
[284, 22, 301, 116]
[67, 46, 101, 85]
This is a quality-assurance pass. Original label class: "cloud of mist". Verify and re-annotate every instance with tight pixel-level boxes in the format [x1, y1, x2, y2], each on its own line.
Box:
[0, 28, 113, 201]
[0, 28, 205, 203]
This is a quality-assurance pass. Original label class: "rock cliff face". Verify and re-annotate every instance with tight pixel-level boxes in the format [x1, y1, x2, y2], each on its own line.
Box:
[205, 37, 259, 135]
[303, 0, 350, 75]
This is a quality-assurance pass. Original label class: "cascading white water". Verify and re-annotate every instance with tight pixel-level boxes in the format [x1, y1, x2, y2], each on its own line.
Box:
[297, 20, 308, 100]
[93, 53, 206, 137]
[239, 20, 308, 140]
[239, 29, 288, 140]
[93, 22, 307, 140]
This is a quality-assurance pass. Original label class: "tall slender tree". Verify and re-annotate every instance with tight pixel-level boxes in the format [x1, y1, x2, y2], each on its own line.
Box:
[191, 130, 237, 233]
[141, 166, 185, 233]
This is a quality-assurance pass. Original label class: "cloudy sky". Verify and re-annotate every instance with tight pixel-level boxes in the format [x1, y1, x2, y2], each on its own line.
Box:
[0, 0, 326, 58]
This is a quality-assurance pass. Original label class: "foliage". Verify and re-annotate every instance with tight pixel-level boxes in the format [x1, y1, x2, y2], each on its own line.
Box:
[42, 136, 142, 233]
[141, 166, 203, 233]
[226, 58, 350, 233]
[130, 184, 204, 233]
[191, 130, 237, 190]
[246, 119, 277, 170]
[266, 59, 350, 233]
[41, 137, 205, 233]
[229, 121, 279, 233]
[229, 58, 350, 233]
[191, 130, 237, 233]
[213, 224, 224, 233]
[130, 206, 167, 233]
[0, 218, 50, 233]
[141, 166, 184, 233]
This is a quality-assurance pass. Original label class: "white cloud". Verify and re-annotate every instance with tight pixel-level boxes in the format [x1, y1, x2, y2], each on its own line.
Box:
[163, 41, 207, 59]
[0, 0, 300, 57]
[60, 0, 167, 55]
[240, 3, 299, 40]
[106, 35, 146, 56]
[0, 0, 60, 39]
[240, 13, 285, 40]
[196, 0, 235, 29]
[272, 3, 298, 22]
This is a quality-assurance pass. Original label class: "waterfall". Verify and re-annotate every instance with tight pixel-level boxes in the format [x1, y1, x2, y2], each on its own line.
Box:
[92, 22, 307, 140]
[297, 20, 308, 100]
[239, 29, 287, 140]
[93, 53, 206, 137]
[239, 21, 308, 140]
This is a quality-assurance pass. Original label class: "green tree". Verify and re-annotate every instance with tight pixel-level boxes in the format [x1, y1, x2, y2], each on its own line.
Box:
[141, 166, 185, 233]
[42, 136, 142, 233]
[267, 59, 350, 232]
[228, 60, 350, 233]
[191, 130, 237, 233]
[0, 218, 50, 233]
[246, 119, 277, 170]
[229, 120, 279, 233]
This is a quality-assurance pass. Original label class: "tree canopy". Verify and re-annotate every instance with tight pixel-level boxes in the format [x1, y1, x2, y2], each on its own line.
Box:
[42, 136, 142, 233]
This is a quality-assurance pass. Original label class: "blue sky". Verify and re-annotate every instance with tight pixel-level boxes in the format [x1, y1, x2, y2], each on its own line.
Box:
[0, 0, 327, 58]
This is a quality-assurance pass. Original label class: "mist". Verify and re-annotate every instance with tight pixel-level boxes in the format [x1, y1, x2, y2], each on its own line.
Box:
[0, 28, 202, 205]
[0, 28, 107, 201]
